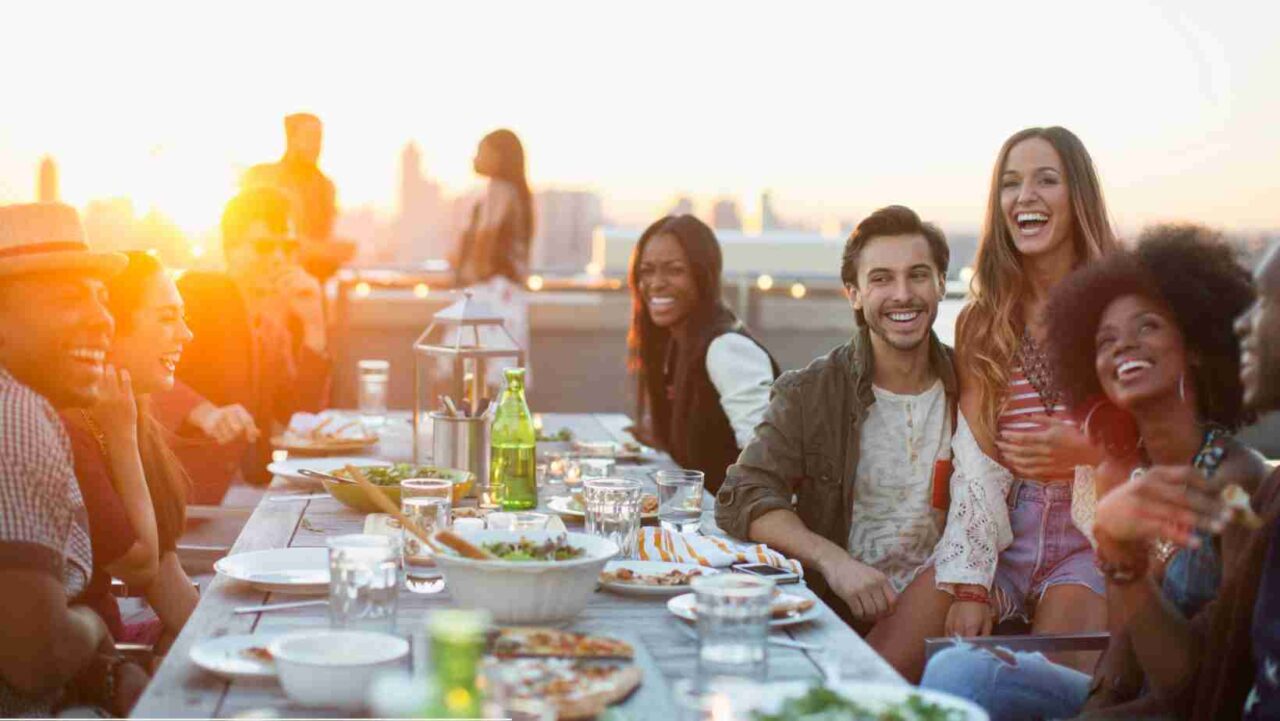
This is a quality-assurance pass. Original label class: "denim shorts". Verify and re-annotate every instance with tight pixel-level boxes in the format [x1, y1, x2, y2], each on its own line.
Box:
[992, 480, 1105, 623]
[921, 644, 1091, 721]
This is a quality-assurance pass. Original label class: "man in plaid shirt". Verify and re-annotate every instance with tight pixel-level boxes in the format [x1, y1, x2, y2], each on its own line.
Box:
[0, 203, 131, 715]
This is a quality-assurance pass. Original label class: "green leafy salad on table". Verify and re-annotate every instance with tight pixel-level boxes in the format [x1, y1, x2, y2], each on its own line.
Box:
[750, 685, 966, 721]
[481, 536, 586, 561]
[332, 463, 455, 487]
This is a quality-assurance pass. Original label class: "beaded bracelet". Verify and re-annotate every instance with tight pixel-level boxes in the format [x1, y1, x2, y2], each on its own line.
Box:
[954, 588, 991, 605]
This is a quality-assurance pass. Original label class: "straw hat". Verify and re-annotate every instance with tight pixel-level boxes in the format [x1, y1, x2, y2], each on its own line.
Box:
[0, 203, 126, 278]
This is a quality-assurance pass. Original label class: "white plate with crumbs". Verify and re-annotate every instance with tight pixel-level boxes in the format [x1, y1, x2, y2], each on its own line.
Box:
[190, 633, 284, 680]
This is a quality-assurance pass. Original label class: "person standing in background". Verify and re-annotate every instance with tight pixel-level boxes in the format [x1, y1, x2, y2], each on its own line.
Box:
[450, 129, 536, 388]
[243, 112, 354, 283]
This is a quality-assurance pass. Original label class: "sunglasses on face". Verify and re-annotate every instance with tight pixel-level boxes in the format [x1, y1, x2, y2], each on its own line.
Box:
[234, 238, 300, 256]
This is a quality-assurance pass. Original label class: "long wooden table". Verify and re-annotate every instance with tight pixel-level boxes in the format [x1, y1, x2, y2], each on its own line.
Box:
[132, 413, 903, 718]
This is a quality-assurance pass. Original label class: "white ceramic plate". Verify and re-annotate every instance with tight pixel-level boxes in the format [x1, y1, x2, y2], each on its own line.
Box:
[667, 591, 823, 627]
[214, 547, 330, 595]
[267, 456, 392, 486]
[599, 560, 719, 597]
[546, 494, 660, 519]
[190, 633, 283, 680]
[717, 679, 989, 720]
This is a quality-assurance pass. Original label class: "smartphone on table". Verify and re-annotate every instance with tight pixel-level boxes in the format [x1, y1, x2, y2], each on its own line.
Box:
[731, 563, 801, 584]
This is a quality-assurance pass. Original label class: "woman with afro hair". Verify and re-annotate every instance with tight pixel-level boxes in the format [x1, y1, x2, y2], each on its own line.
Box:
[923, 223, 1270, 721]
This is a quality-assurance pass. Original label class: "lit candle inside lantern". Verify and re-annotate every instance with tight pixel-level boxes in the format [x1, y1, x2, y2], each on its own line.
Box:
[533, 413, 544, 432]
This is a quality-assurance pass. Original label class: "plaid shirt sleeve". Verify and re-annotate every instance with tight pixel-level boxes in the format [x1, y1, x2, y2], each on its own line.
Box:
[0, 376, 81, 578]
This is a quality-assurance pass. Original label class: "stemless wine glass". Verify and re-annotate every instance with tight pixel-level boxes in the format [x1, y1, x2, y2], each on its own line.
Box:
[400, 479, 453, 576]
[582, 478, 643, 557]
[327, 534, 400, 632]
[655, 469, 705, 533]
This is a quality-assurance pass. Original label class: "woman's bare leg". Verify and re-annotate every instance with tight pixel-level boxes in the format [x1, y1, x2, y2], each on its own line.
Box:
[1030, 583, 1108, 672]
[864, 566, 953, 683]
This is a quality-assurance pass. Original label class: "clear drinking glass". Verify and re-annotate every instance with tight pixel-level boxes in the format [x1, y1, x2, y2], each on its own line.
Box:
[655, 469, 705, 533]
[487, 512, 551, 531]
[690, 573, 774, 681]
[582, 477, 643, 557]
[327, 534, 400, 632]
[357, 359, 390, 427]
[400, 479, 453, 577]
[576, 457, 616, 482]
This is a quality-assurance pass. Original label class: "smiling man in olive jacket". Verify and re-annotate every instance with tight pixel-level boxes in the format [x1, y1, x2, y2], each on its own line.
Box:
[715, 205, 958, 631]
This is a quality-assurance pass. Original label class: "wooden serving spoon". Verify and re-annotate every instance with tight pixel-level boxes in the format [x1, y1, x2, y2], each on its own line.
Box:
[343, 465, 446, 555]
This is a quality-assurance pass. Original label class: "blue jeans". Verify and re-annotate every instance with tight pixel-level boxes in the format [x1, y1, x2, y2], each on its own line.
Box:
[921, 644, 1090, 721]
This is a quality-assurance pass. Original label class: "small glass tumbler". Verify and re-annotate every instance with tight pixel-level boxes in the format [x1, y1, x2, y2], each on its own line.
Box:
[576, 457, 616, 482]
[327, 534, 400, 632]
[582, 478, 643, 557]
[655, 469, 705, 533]
[357, 359, 390, 428]
[690, 573, 774, 681]
[400, 479, 453, 576]
[487, 512, 551, 531]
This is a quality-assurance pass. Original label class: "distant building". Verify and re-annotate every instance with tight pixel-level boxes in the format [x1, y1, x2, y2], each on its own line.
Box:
[37, 156, 58, 203]
[82, 197, 191, 267]
[393, 142, 447, 263]
[534, 189, 603, 272]
[666, 195, 695, 217]
[712, 198, 742, 231]
[761, 191, 778, 231]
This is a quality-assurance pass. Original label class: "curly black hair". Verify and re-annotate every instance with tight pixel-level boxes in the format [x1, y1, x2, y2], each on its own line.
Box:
[1045, 223, 1256, 432]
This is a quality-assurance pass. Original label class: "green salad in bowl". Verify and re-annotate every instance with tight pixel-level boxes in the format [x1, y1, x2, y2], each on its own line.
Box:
[323, 464, 473, 512]
[480, 535, 587, 562]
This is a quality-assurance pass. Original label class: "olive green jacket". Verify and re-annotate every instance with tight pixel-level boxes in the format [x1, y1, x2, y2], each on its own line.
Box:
[714, 327, 958, 615]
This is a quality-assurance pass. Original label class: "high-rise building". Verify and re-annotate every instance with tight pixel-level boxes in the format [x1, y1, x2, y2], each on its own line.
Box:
[667, 195, 695, 217]
[37, 156, 59, 203]
[711, 198, 742, 231]
[534, 189, 603, 272]
[761, 190, 778, 231]
[394, 142, 447, 264]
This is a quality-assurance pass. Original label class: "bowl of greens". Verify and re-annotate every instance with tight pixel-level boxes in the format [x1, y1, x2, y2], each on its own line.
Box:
[432, 530, 618, 623]
[322, 464, 474, 513]
[727, 680, 985, 721]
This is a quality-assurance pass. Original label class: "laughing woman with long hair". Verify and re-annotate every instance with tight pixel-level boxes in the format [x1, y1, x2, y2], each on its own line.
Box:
[626, 215, 779, 493]
[869, 126, 1118, 680]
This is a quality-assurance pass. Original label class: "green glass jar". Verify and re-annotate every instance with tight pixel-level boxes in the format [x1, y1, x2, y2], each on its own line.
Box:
[490, 367, 538, 511]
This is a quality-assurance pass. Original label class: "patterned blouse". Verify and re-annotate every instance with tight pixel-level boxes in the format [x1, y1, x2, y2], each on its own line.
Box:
[0, 365, 93, 716]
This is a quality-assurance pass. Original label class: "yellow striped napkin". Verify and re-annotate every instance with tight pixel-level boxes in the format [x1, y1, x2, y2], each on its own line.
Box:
[635, 528, 803, 576]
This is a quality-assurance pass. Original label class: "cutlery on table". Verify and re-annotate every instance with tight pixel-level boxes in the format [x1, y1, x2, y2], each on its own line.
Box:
[267, 493, 331, 503]
[298, 468, 355, 485]
[234, 599, 328, 615]
[673, 621, 823, 651]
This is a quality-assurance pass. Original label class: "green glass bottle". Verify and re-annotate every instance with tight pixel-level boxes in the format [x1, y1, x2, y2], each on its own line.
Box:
[422, 609, 487, 719]
[490, 367, 538, 511]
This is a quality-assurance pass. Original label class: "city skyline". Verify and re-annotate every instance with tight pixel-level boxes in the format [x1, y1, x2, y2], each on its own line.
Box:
[3, 1, 1279, 238]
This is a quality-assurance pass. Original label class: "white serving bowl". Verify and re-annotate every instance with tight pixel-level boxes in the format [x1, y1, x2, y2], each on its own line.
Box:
[434, 529, 618, 623]
[268, 630, 409, 710]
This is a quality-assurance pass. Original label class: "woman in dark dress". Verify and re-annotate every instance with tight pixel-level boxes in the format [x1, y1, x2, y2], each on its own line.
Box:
[626, 214, 779, 493]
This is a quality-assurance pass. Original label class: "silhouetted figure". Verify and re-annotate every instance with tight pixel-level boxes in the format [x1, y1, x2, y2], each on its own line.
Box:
[243, 113, 354, 282]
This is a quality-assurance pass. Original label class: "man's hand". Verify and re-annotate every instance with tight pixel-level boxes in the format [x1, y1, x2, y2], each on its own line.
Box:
[89, 366, 138, 441]
[945, 599, 993, 637]
[1094, 465, 1222, 548]
[188, 402, 260, 445]
[996, 414, 1102, 479]
[276, 266, 326, 352]
[822, 556, 897, 622]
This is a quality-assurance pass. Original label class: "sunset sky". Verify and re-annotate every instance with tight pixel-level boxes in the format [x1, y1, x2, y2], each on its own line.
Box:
[2, 0, 1277, 235]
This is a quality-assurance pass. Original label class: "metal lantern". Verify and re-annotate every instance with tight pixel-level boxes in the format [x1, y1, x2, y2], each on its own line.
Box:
[411, 291, 525, 463]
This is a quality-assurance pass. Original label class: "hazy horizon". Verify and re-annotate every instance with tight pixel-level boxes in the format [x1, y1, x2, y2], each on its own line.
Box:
[3, 1, 1279, 236]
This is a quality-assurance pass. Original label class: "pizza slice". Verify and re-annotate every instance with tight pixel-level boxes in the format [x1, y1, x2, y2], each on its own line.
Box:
[491, 628, 635, 660]
[490, 658, 643, 721]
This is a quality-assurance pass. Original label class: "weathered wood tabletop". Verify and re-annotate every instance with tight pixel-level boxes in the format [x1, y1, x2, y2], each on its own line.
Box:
[132, 412, 904, 718]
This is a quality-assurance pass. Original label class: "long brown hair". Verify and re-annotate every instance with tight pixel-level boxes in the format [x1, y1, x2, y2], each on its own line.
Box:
[959, 126, 1118, 447]
[107, 251, 190, 549]
[479, 129, 534, 245]
[626, 215, 735, 457]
